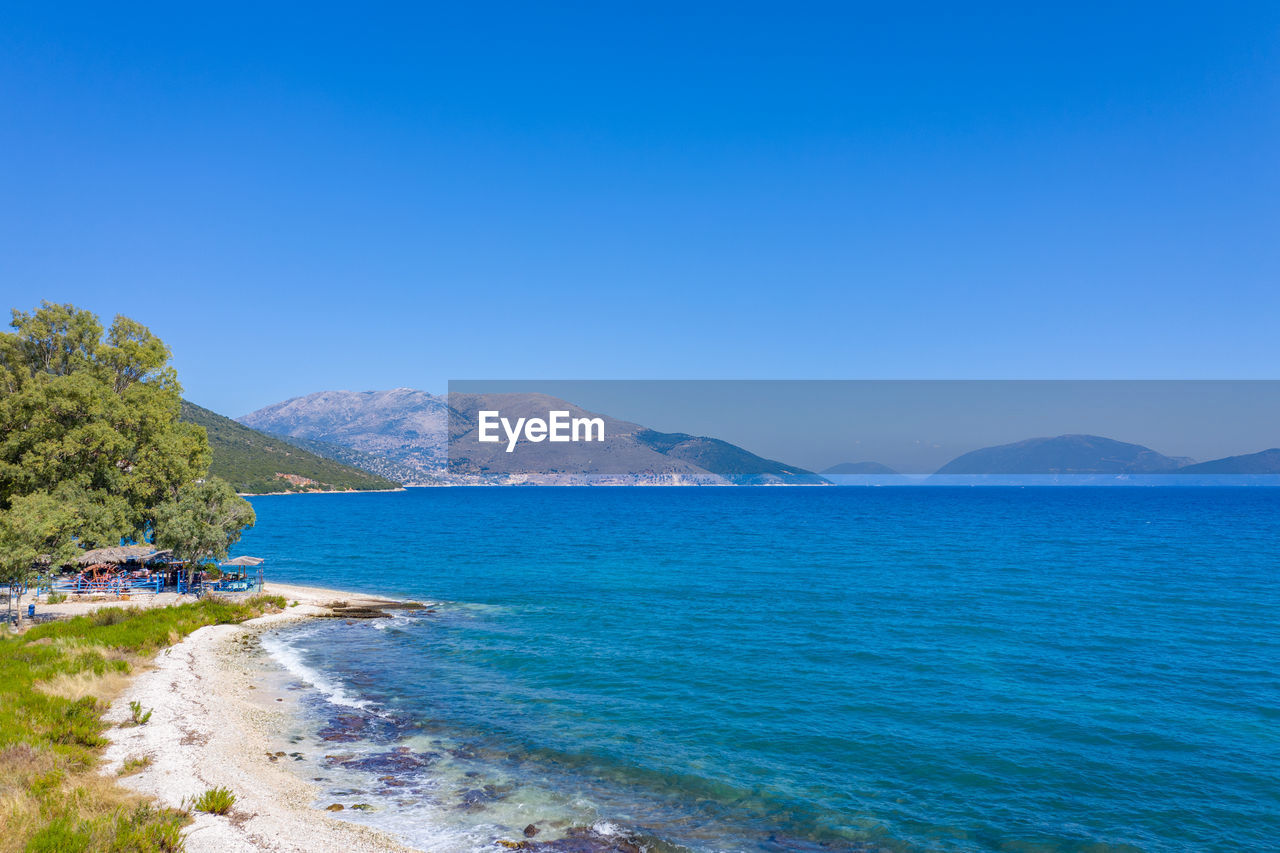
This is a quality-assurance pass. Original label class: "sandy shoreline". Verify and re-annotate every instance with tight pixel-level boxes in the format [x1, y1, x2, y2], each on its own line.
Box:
[101, 582, 424, 852]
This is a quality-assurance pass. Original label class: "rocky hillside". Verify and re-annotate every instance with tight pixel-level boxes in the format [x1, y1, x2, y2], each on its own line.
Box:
[269, 433, 435, 485]
[239, 388, 448, 483]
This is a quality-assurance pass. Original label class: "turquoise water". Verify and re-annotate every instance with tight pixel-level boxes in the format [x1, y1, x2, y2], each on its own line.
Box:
[239, 488, 1279, 852]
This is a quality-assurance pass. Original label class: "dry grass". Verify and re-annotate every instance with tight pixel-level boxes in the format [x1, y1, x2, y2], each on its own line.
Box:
[35, 668, 136, 703]
[0, 743, 185, 853]
[32, 641, 139, 703]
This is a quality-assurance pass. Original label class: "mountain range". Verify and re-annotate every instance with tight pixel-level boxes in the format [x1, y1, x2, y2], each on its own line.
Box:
[232, 390, 1280, 485]
[240, 390, 826, 485]
[933, 434, 1194, 476]
[836, 435, 1280, 479]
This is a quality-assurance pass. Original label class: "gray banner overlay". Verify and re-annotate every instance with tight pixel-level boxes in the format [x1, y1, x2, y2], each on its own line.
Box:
[445, 381, 1280, 485]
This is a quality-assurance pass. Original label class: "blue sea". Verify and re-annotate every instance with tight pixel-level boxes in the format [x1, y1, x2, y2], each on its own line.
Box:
[237, 488, 1279, 853]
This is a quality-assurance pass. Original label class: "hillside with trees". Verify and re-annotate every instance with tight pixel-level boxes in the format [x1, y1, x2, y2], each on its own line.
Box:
[180, 401, 400, 493]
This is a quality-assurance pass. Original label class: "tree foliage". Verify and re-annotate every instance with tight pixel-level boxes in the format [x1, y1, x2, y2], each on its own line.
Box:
[0, 301, 245, 585]
[153, 477, 257, 572]
[0, 486, 132, 584]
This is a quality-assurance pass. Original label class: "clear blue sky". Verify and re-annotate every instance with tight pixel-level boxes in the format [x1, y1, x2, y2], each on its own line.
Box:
[2, 3, 1277, 416]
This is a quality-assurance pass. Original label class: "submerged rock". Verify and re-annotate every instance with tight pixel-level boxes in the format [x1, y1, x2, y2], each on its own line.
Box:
[762, 834, 884, 852]
[492, 825, 663, 853]
[331, 748, 437, 775]
[322, 604, 392, 619]
[325, 804, 344, 811]
[318, 714, 372, 742]
[315, 707, 405, 743]
[458, 788, 492, 810]
[455, 783, 513, 811]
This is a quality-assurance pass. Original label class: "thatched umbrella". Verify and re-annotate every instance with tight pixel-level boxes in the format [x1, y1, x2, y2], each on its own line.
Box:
[75, 545, 172, 567]
[218, 555, 266, 592]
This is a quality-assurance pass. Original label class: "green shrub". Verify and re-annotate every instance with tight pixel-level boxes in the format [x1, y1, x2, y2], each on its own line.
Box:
[127, 700, 152, 726]
[25, 817, 92, 852]
[193, 786, 236, 815]
[27, 595, 286, 654]
[91, 608, 130, 627]
[111, 802, 188, 851]
[47, 592, 67, 604]
[118, 754, 152, 776]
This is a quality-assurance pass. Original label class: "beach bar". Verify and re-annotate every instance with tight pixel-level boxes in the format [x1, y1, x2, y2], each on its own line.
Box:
[35, 547, 267, 600]
[37, 545, 172, 597]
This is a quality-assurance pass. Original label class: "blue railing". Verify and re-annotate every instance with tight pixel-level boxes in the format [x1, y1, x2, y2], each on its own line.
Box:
[38, 572, 262, 599]
[203, 576, 262, 595]
[41, 576, 164, 596]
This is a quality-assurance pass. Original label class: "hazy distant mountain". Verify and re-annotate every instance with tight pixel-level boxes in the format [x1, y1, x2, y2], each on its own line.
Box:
[446, 392, 827, 485]
[633, 430, 828, 485]
[820, 461, 900, 475]
[242, 389, 826, 485]
[934, 434, 1193, 475]
[1174, 448, 1280, 474]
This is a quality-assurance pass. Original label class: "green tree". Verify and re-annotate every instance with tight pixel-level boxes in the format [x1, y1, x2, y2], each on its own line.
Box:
[0, 492, 73, 589]
[0, 303, 211, 544]
[0, 484, 130, 596]
[153, 478, 256, 585]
